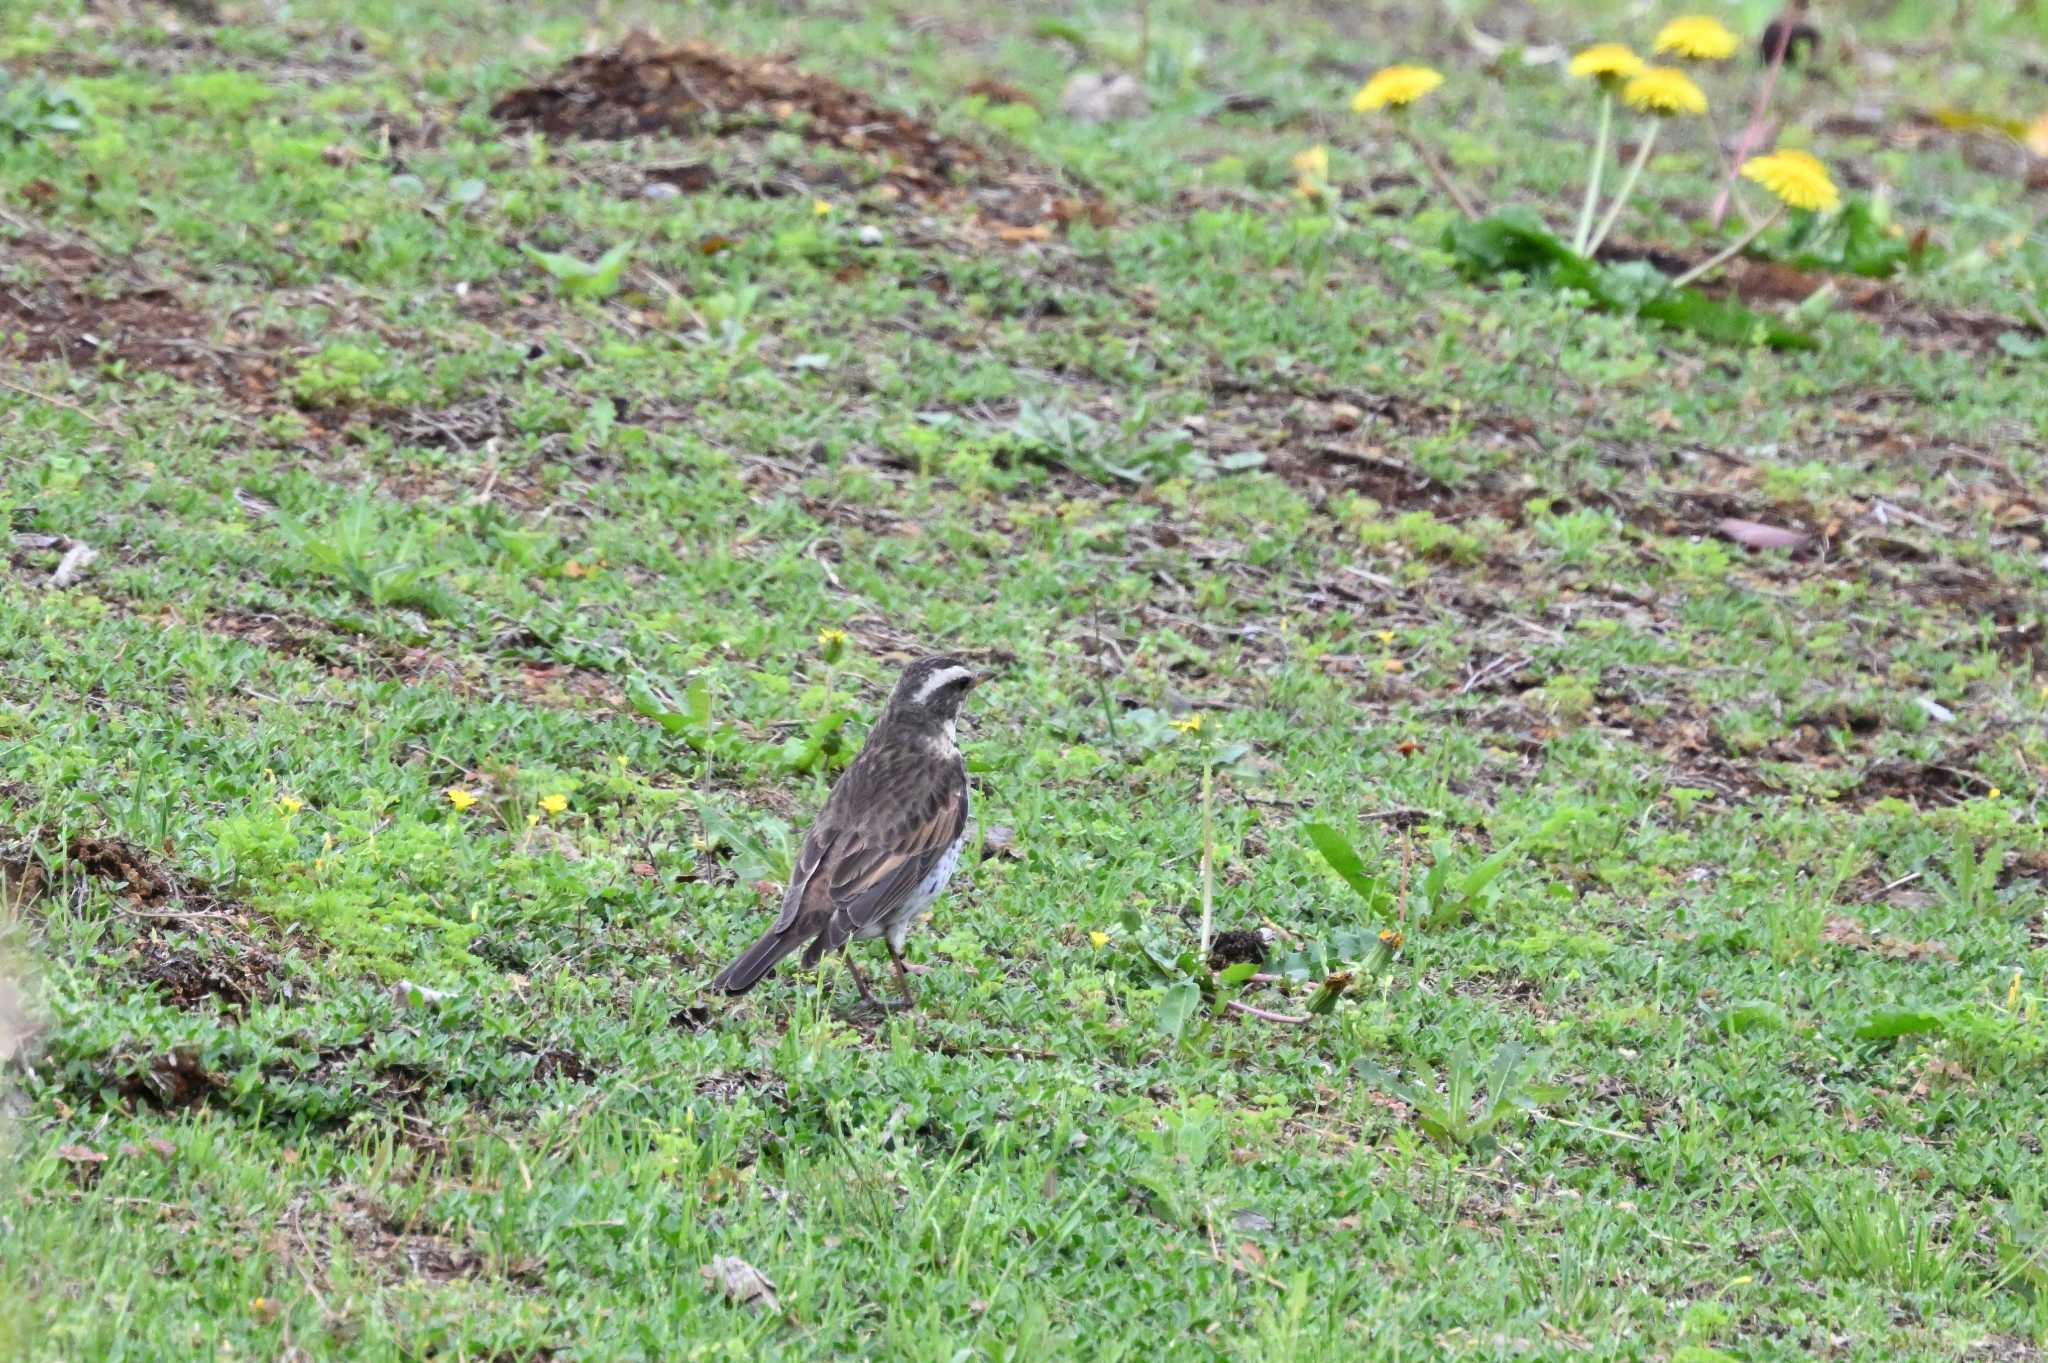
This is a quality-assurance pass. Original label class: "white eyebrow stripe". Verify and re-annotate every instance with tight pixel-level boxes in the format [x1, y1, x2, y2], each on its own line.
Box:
[910, 665, 975, 705]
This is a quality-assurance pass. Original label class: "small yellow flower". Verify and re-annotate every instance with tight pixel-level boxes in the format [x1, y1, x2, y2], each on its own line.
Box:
[1170, 714, 1206, 733]
[1351, 65, 1443, 112]
[538, 793, 568, 816]
[1374, 630, 1396, 644]
[817, 627, 849, 664]
[1292, 145, 1329, 181]
[1987, 787, 2002, 800]
[2009, 970, 2024, 1010]
[1654, 16, 1740, 62]
[446, 787, 478, 812]
[276, 796, 303, 815]
[1568, 43, 1645, 86]
[1378, 928, 1404, 949]
[1739, 148, 1839, 212]
[813, 199, 834, 217]
[1621, 67, 1708, 117]
[1089, 930, 1111, 948]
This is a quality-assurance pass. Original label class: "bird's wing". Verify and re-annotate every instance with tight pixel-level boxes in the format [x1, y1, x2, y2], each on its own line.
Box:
[767, 821, 838, 937]
[814, 761, 967, 950]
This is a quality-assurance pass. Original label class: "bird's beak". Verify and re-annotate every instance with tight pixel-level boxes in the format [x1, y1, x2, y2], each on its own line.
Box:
[968, 672, 992, 690]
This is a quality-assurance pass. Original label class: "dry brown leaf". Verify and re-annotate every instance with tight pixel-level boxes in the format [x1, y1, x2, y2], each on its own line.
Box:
[1717, 517, 1809, 551]
[701, 1255, 779, 1311]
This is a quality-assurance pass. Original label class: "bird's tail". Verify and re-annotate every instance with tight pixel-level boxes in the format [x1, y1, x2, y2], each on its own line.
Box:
[711, 928, 810, 995]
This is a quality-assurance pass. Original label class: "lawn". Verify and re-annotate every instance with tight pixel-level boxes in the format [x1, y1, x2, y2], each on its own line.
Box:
[3, 0, 2047, 1358]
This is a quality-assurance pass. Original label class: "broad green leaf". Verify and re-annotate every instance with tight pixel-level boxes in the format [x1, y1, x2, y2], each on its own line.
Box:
[1855, 1009, 1943, 1041]
[1217, 961, 1260, 988]
[1157, 980, 1201, 1041]
[1303, 823, 1389, 916]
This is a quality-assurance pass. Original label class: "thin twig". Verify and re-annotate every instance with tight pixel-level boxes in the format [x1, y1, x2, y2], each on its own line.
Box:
[1361, 807, 1437, 823]
[1529, 1110, 1651, 1144]
[1226, 998, 1310, 1024]
[1860, 870, 1922, 903]
[0, 375, 132, 437]
[1396, 126, 1482, 221]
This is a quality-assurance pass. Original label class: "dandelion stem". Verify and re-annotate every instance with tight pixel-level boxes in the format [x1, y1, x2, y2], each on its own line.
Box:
[1197, 759, 1215, 959]
[1571, 93, 1613, 255]
[1670, 206, 1782, 289]
[1586, 122, 1660, 255]
[1711, 23, 1794, 228]
[1395, 124, 1482, 221]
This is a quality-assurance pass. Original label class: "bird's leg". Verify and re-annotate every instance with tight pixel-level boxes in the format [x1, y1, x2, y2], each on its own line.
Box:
[885, 941, 918, 1009]
[842, 952, 882, 1009]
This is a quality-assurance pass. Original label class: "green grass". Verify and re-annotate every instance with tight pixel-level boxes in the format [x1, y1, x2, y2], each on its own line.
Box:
[4, 0, 2048, 1358]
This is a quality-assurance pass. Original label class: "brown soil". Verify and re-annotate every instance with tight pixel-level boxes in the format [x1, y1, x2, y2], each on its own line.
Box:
[272, 1188, 541, 1287]
[1599, 241, 2035, 350]
[35, 831, 288, 1012]
[1202, 379, 1535, 520]
[1843, 756, 1986, 808]
[493, 33, 983, 200]
[0, 231, 282, 403]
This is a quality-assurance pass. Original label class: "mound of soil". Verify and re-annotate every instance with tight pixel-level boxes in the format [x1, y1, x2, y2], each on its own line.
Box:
[492, 32, 984, 203]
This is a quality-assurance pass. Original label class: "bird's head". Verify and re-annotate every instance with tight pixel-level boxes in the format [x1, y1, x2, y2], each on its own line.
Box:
[885, 654, 986, 725]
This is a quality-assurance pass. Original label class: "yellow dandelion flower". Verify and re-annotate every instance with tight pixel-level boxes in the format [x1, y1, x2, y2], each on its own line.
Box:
[1378, 928, 1404, 949]
[276, 796, 303, 815]
[1654, 16, 1740, 62]
[1170, 714, 1205, 733]
[1374, 630, 1396, 644]
[1089, 930, 1111, 948]
[1568, 43, 1645, 85]
[539, 793, 568, 816]
[1292, 145, 1329, 180]
[1622, 67, 1708, 116]
[816, 627, 849, 665]
[1739, 149, 1839, 212]
[446, 787, 478, 812]
[813, 199, 834, 217]
[1351, 65, 1443, 113]
[1988, 787, 2003, 800]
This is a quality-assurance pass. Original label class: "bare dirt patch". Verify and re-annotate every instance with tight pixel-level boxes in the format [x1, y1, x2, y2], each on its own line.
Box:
[8, 829, 287, 1013]
[0, 231, 283, 404]
[1204, 379, 1535, 519]
[273, 1187, 542, 1287]
[492, 32, 1090, 230]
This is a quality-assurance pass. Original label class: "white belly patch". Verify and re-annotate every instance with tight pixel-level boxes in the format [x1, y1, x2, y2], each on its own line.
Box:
[861, 826, 968, 948]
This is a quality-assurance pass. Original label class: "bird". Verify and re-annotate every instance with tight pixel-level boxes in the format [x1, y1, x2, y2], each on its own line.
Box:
[1759, 0, 1819, 67]
[711, 654, 983, 1009]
